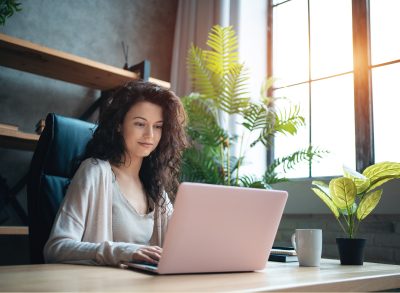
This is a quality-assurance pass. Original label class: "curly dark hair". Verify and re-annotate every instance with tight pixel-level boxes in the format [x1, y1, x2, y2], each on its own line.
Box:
[85, 80, 188, 207]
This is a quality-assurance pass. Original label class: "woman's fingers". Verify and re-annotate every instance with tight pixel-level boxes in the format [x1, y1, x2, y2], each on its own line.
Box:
[147, 246, 163, 254]
[142, 248, 161, 261]
[132, 250, 156, 264]
[132, 246, 163, 264]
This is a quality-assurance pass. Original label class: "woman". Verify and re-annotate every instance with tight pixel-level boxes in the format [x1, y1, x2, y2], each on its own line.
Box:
[44, 81, 188, 266]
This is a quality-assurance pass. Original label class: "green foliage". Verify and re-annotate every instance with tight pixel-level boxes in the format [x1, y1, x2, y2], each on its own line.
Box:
[0, 0, 21, 26]
[181, 25, 325, 188]
[264, 146, 325, 184]
[311, 162, 400, 238]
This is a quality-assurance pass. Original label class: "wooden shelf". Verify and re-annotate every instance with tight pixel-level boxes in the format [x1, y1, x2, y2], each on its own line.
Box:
[0, 33, 170, 151]
[0, 126, 39, 151]
[0, 226, 29, 235]
[0, 33, 142, 91]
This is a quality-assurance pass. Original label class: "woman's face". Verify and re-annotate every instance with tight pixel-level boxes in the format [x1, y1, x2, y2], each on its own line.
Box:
[120, 101, 163, 159]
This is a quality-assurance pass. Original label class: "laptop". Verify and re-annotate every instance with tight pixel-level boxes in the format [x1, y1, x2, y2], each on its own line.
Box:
[124, 182, 288, 274]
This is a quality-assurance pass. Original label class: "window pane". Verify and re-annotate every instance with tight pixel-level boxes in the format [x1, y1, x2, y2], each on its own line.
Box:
[273, 0, 290, 5]
[311, 74, 355, 176]
[273, 0, 309, 87]
[274, 84, 310, 178]
[372, 64, 400, 162]
[309, 0, 353, 79]
[237, 0, 267, 178]
[370, 0, 400, 65]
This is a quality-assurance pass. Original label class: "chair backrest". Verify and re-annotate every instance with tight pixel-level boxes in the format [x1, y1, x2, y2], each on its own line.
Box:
[27, 113, 95, 264]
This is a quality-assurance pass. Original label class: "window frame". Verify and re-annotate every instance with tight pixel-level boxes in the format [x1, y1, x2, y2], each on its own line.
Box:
[267, 0, 374, 174]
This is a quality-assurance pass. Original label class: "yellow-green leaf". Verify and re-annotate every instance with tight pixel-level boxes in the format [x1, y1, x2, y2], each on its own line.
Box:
[343, 165, 370, 194]
[367, 177, 393, 193]
[339, 202, 357, 215]
[329, 177, 356, 210]
[363, 162, 400, 186]
[311, 187, 339, 218]
[357, 190, 383, 220]
[311, 180, 331, 198]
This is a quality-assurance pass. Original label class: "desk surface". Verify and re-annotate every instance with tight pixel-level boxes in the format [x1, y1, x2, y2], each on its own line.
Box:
[0, 259, 399, 292]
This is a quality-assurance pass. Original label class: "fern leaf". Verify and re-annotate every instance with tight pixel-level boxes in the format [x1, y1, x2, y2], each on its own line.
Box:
[187, 45, 218, 101]
[242, 103, 269, 132]
[265, 146, 327, 177]
[181, 147, 224, 184]
[182, 94, 228, 147]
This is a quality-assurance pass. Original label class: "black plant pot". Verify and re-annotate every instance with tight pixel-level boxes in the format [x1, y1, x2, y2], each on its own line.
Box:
[336, 238, 366, 265]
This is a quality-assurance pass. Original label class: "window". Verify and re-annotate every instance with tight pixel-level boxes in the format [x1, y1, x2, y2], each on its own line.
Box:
[269, 0, 397, 177]
[370, 0, 400, 162]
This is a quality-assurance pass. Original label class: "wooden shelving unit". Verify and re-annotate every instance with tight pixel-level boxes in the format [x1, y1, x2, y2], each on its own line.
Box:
[0, 33, 169, 90]
[0, 125, 39, 151]
[0, 226, 29, 235]
[0, 33, 170, 152]
[0, 33, 140, 90]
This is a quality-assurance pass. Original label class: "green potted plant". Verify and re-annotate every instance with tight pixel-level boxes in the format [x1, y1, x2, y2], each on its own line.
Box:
[181, 25, 325, 187]
[311, 162, 400, 265]
[0, 0, 21, 26]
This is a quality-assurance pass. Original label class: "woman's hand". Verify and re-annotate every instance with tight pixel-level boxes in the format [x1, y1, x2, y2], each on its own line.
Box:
[131, 246, 162, 265]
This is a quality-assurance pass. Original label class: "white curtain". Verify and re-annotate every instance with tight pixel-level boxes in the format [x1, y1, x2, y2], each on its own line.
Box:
[170, 0, 240, 97]
[171, 0, 268, 177]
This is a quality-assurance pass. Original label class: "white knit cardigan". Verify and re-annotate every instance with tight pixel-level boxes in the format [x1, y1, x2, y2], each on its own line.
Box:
[44, 158, 173, 266]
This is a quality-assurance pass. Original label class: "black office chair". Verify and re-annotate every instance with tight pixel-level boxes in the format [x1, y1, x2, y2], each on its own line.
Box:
[27, 113, 95, 264]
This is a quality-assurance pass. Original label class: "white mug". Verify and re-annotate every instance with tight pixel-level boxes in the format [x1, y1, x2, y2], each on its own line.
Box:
[291, 229, 322, 267]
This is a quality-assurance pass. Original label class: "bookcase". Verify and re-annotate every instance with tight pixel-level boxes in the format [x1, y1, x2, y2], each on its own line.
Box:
[0, 32, 170, 232]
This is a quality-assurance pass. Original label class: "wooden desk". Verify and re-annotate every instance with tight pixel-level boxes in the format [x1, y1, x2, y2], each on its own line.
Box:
[0, 259, 399, 292]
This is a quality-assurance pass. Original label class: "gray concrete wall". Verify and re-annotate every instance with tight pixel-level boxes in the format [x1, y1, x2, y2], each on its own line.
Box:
[275, 214, 400, 265]
[0, 0, 178, 226]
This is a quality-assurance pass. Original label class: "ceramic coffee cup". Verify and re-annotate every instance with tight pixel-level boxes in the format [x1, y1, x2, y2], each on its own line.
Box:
[291, 229, 322, 267]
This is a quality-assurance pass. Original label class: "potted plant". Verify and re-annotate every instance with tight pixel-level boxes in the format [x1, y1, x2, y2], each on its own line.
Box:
[0, 0, 21, 26]
[181, 25, 325, 187]
[311, 162, 400, 265]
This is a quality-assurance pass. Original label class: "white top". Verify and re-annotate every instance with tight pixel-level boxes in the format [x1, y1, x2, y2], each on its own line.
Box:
[44, 158, 173, 266]
[112, 178, 154, 244]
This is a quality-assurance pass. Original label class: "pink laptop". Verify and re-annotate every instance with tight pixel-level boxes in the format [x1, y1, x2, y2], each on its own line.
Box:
[125, 182, 288, 274]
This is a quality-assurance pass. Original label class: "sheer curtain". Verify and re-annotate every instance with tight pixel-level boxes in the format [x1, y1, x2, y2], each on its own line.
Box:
[171, 0, 268, 178]
[170, 0, 240, 97]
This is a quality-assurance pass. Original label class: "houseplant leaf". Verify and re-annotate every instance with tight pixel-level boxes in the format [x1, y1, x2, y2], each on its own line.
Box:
[238, 175, 269, 189]
[311, 180, 330, 197]
[263, 147, 325, 185]
[343, 165, 370, 194]
[182, 25, 325, 188]
[366, 178, 393, 193]
[206, 25, 239, 75]
[242, 103, 268, 132]
[363, 162, 400, 192]
[311, 187, 339, 218]
[329, 177, 356, 210]
[220, 63, 250, 114]
[356, 189, 383, 220]
[252, 104, 306, 147]
[339, 202, 357, 215]
[181, 147, 224, 184]
[273, 104, 305, 136]
[182, 94, 228, 147]
[187, 45, 217, 101]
